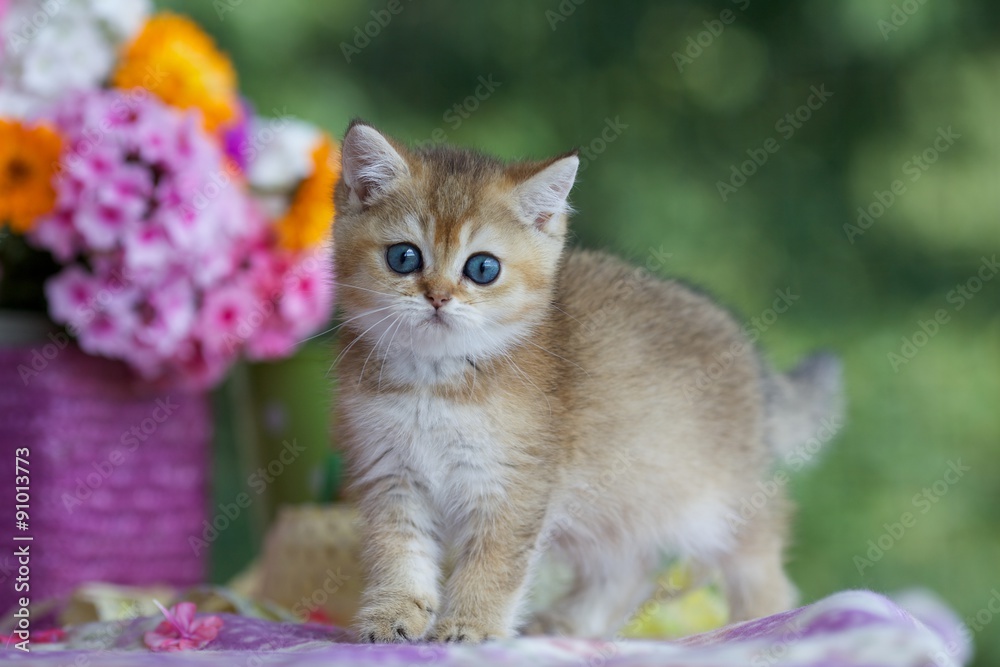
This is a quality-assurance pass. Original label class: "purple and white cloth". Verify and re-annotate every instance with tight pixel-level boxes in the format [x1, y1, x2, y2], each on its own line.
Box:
[6, 590, 971, 666]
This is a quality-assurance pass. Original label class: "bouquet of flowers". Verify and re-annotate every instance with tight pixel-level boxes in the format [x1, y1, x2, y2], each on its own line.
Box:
[0, 1, 336, 388]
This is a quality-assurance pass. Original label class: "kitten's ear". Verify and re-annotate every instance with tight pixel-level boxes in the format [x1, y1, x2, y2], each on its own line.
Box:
[341, 121, 410, 207]
[512, 152, 579, 232]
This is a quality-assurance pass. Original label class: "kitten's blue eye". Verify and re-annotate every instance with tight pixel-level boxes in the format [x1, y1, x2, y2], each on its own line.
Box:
[463, 253, 501, 285]
[386, 243, 422, 274]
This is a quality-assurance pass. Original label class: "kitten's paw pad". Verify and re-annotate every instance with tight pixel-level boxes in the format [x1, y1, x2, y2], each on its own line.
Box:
[356, 595, 436, 643]
[428, 618, 502, 643]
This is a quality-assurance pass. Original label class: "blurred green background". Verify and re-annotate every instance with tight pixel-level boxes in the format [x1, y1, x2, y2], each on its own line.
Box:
[158, 0, 1000, 663]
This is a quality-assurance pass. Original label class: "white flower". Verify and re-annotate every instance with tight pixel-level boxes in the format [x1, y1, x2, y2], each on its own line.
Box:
[91, 0, 148, 39]
[246, 116, 322, 218]
[0, 0, 150, 118]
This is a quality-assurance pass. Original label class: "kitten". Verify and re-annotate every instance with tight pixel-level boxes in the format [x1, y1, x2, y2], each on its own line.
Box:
[332, 120, 843, 643]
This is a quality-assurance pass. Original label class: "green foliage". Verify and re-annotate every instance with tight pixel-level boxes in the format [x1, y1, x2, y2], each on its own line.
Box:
[163, 1, 1000, 662]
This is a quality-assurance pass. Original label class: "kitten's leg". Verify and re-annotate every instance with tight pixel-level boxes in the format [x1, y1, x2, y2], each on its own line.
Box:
[718, 498, 798, 622]
[430, 499, 547, 642]
[355, 474, 442, 643]
[526, 551, 660, 638]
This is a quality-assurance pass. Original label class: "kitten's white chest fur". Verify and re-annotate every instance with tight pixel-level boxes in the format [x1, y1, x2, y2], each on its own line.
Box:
[349, 384, 510, 526]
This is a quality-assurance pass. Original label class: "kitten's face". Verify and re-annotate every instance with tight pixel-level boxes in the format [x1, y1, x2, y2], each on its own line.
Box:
[333, 123, 578, 366]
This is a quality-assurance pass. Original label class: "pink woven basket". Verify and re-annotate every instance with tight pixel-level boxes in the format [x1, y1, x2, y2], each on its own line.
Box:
[0, 340, 210, 614]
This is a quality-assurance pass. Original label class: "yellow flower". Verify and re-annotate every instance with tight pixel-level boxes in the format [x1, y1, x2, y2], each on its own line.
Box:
[113, 13, 239, 132]
[0, 119, 62, 234]
[276, 136, 340, 252]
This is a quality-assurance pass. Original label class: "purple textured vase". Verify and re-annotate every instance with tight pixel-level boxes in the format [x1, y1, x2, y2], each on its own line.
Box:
[0, 334, 210, 615]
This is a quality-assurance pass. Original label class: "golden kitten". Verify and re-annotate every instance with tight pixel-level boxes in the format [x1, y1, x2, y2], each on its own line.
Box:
[332, 120, 843, 643]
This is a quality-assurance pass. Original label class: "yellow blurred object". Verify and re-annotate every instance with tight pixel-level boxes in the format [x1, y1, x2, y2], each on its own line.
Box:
[620, 564, 729, 639]
[59, 583, 175, 626]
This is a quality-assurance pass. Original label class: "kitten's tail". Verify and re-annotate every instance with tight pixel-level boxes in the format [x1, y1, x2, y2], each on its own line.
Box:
[763, 351, 845, 463]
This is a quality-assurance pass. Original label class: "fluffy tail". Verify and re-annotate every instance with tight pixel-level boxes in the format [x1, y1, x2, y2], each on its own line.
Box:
[763, 351, 845, 460]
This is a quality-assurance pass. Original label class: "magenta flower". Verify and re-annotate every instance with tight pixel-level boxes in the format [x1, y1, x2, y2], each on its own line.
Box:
[144, 602, 222, 653]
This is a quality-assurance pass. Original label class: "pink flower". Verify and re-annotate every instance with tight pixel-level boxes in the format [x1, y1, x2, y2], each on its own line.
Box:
[74, 181, 147, 250]
[144, 602, 222, 653]
[122, 224, 175, 281]
[32, 208, 82, 262]
[197, 281, 258, 360]
[26, 89, 335, 389]
[241, 248, 333, 359]
[134, 274, 196, 357]
[45, 265, 99, 327]
[281, 255, 333, 335]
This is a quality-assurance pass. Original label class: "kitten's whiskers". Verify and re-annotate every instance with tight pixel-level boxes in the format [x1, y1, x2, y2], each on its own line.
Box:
[378, 315, 407, 392]
[295, 305, 394, 345]
[359, 313, 404, 386]
[332, 281, 399, 299]
[327, 311, 397, 378]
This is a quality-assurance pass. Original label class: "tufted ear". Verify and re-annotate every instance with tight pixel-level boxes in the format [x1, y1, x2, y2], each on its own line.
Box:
[340, 121, 410, 207]
[512, 153, 579, 232]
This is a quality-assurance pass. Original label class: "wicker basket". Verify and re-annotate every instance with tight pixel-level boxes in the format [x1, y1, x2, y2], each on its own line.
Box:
[0, 316, 210, 615]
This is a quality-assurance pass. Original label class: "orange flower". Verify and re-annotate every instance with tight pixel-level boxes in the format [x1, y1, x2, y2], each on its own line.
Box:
[113, 13, 239, 132]
[276, 136, 340, 252]
[0, 119, 62, 234]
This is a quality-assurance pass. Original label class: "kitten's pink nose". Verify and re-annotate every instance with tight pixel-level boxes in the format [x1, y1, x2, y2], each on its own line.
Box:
[425, 291, 452, 310]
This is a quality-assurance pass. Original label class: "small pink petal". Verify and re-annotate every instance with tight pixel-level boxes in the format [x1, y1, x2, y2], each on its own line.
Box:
[144, 602, 222, 652]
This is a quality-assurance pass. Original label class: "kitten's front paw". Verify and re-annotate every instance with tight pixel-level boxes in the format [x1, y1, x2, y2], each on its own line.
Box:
[356, 593, 436, 643]
[428, 617, 505, 643]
